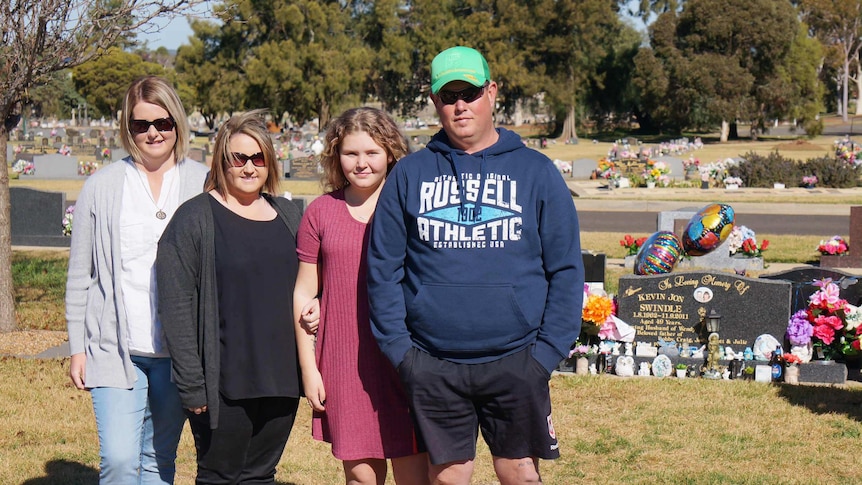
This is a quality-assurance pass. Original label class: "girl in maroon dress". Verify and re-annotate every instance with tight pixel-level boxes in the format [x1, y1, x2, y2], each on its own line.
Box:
[293, 108, 428, 485]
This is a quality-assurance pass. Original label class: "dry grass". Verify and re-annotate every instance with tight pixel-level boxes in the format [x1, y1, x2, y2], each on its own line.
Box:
[3, 358, 862, 484]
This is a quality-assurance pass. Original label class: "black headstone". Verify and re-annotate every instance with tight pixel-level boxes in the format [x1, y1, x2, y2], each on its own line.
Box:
[581, 252, 606, 285]
[11, 187, 71, 247]
[760, 267, 862, 315]
[617, 271, 791, 351]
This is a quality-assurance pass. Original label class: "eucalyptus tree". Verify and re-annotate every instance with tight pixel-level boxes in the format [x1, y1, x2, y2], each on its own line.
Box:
[0, 0, 207, 332]
[174, 17, 249, 130]
[796, 0, 862, 120]
[72, 47, 166, 119]
[632, 0, 801, 140]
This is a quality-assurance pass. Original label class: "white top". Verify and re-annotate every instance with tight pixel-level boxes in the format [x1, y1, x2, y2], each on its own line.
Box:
[120, 160, 180, 356]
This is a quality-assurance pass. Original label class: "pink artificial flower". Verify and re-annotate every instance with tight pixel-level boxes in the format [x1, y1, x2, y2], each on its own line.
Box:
[809, 281, 842, 309]
[815, 314, 844, 331]
[597, 316, 617, 340]
[812, 324, 836, 345]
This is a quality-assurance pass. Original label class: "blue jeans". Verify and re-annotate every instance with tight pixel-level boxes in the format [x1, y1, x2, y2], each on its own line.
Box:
[91, 356, 186, 484]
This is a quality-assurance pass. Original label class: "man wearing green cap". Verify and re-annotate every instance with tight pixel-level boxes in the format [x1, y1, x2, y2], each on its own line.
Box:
[368, 46, 584, 484]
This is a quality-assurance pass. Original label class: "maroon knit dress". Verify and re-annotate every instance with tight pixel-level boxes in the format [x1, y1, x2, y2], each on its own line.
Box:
[296, 190, 420, 460]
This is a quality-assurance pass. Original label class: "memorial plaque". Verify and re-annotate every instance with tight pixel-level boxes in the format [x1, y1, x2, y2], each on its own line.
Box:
[760, 267, 862, 314]
[617, 271, 791, 350]
[289, 156, 321, 179]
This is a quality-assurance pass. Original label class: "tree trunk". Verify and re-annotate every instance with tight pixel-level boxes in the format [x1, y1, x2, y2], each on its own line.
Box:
[318, 99, 330, 132]
[843, 57, 851, 122]
[719, 121, 730, 142]
[729, 122, 739, 140]
[560, 105, 578, 144]
[0, 126, 17, 333]
[855, 58, 862, 116]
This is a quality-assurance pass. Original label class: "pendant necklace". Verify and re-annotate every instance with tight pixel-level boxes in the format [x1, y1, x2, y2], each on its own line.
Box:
[135, 163, 175, 220]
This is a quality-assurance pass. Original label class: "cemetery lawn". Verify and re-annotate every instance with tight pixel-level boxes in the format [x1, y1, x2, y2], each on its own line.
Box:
[2, 358, 862, 484]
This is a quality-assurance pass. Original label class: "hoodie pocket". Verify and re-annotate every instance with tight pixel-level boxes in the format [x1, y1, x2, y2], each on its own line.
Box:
[408, 283, 532, 354]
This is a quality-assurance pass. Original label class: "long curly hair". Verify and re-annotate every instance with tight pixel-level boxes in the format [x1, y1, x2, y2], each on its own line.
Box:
[319, 107, 408, 192]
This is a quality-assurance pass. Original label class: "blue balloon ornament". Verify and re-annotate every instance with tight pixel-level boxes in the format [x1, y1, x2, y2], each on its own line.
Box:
[635, 231, 683, 275]
[681, 203, 735, 256]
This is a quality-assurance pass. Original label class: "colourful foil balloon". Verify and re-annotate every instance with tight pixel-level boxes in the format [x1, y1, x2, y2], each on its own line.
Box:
[682, 203, 735, 256]
[635, 231, 683, 275]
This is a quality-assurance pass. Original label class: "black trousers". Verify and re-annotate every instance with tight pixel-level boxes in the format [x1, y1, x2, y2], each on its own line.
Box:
[187, 394, 299, 484]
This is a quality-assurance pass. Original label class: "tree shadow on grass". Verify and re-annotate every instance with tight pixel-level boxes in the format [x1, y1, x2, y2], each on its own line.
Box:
[20, 459, 98, 485]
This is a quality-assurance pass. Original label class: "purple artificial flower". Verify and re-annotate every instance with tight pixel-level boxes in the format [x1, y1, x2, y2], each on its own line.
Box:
[786, 310, 813, 346]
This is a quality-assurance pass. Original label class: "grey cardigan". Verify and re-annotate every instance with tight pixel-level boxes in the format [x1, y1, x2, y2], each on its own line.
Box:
[156, 193, 302, 427]
[65, 158, 209, 389]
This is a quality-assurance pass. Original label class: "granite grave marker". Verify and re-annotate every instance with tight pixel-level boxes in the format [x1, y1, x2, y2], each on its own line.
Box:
[11, 187, 70, 247]
[31, 154, 81, 179]
[616, 271, 791, 351]
[760, 267, 862, 315]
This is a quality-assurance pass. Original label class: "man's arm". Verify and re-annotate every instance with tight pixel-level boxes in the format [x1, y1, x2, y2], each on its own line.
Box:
[367, 167, 413, 368]
[534, 164, 585, 374]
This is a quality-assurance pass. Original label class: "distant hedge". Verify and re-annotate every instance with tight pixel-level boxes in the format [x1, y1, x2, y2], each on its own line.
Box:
[728, 151, 860, 188]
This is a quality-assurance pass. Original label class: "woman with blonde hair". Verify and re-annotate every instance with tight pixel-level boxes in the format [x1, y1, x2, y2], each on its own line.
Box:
[158, 110, 311, 483]
[66, 75, 209, 484]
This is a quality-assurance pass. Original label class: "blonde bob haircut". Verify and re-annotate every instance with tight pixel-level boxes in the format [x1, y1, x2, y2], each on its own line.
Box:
[119, 76, 190, 163]
[205, 109, 280, 199]
[319, 107, 409, 192]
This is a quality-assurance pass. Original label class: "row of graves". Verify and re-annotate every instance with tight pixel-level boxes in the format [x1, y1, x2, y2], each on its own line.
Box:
[561, 203, 862, 386]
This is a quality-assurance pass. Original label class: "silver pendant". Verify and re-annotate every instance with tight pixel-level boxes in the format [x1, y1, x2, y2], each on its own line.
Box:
[156, 210, 167, 220]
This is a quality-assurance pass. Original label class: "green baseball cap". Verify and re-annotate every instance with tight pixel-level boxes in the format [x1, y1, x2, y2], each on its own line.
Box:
[431, 46, 491, 94]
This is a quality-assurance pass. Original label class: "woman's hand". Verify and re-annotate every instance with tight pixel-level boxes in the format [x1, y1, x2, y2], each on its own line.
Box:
[299, 297, 320, 334]
[69, 353, 86, 390]
[188, 406, 208, 415]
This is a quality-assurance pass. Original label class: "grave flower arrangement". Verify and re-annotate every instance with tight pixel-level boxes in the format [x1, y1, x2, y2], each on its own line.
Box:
[802, 175, 818, 187]
[12, 159, 34, 175]
[786, 278, 861, 361]
[642, 160, 670, 185]
[620, 234, 647, 256]
[78, 160, 100, 176]
[817, 235, 849, 255]
[834, 138, 861, 165]
[596, 158, 620, 181]
[727, 225, 767, 258]
[101, 148, 111, 162]
[723, 176, 743, 187]
[62, 205, 75, 237]
[581, 287, 615, 338]
[568, 344, 595, 359]
[553, 159, 572, 175]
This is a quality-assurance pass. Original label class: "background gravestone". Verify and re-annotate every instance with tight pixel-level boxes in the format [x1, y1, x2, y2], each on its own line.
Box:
[11, 187, 70, 247]
[616, 271, 790, 352]
[582, 252, 606, 291]
[654, 156, 685, 180]
[571, 159, 598, 179]
[31, 154, 81, 179]
[760, 267, 862, 314]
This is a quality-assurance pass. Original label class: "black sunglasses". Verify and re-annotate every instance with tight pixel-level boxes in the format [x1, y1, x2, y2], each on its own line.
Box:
[437, 83, 489, 105]
[228, 152, 266, 167]
[129, 117, 176, 134]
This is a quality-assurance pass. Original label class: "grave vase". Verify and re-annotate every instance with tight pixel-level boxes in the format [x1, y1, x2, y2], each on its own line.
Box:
[646, 181, 656, 189]
[785, 364, 799, 384]
[575, 357, 589, 375]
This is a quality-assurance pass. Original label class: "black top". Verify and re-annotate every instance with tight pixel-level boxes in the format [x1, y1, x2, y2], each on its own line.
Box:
[210, 196, 299, 399]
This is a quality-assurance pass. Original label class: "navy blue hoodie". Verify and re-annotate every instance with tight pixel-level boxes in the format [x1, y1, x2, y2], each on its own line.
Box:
[368, 127, 584, 374]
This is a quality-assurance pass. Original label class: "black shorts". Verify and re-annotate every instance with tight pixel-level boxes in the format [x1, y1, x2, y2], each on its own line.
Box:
[397, 346, 559, 465]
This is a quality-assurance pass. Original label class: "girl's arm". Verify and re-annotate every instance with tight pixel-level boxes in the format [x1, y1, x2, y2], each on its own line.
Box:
[294, 261, 326, 411]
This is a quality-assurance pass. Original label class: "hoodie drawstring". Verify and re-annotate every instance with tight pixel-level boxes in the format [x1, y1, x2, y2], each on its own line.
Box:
[447, 151, 487, 223]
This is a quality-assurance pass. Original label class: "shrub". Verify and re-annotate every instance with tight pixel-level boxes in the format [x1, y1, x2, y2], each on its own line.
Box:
[799, 156, 860, 188]
[729, 151, 803, 187]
